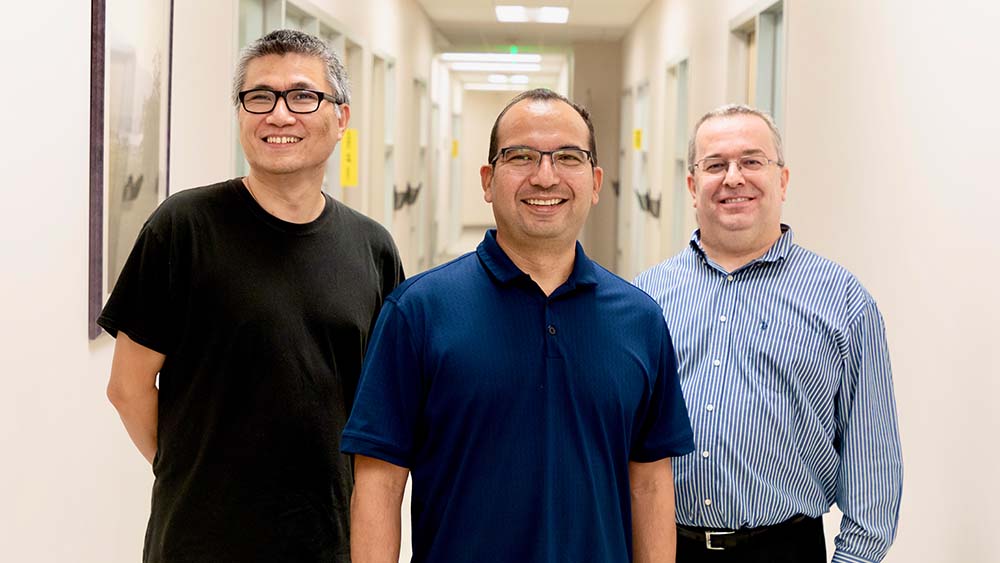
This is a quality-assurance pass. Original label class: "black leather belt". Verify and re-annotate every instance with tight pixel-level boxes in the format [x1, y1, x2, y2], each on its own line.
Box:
[676, 514, 811, 551]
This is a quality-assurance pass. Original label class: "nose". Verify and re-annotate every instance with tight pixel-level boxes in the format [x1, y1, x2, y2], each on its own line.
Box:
[265, 95, 296, 126]
[722, 160, 745, 187]
[529, 154, 560, 188]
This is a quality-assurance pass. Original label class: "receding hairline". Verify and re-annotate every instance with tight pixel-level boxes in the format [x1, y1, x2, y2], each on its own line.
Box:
[494, 97, 591, 146]
[688, 106, 785, 171]
[693, 114, 777, 155]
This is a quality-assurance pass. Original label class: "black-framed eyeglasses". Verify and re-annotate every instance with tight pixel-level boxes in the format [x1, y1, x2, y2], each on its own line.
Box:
[490, 146, 594, 173]
[238, 88, 343, 114]
[691, 154, 783, 175]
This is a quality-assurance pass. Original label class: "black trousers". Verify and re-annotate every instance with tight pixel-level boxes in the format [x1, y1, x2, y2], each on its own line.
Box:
[676, 516, 827, 563]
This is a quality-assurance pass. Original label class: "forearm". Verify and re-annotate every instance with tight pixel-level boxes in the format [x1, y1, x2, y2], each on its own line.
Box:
[630, 459, 676, 563]
[107, 331, 164, 465]
[351, 455, 408, 563]
[109, 387, 158, 464]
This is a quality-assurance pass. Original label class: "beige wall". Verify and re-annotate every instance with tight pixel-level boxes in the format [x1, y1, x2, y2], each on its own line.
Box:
[573, 41, 623, 271]
[0, 0, 436, 561]
[455, 90, 509, 252]
[622, 0, 1000, 560]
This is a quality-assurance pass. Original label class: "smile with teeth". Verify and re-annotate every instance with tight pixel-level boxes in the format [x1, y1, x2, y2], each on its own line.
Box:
[722, 197, 751, 203]
[524, 198, 564, 206]
[265, 136, 301, 144]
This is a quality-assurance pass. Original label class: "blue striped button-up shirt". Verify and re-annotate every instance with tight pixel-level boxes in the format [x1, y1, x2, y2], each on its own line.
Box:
[634, 226, 902, 563]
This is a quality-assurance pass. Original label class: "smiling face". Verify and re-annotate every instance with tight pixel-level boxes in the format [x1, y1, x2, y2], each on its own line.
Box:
[480, 98, 603, 255]
[237, 53, 349, 180]
[688, 113, 789, 256]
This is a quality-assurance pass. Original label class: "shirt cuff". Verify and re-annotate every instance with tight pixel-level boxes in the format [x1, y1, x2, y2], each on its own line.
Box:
[831, 549, 878, 563]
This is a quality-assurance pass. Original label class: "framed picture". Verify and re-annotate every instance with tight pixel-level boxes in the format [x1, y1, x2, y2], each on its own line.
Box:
[89, 0, 174, 339]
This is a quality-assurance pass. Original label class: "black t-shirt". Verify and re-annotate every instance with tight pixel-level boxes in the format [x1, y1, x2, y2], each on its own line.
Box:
[98, 178, 403, 563]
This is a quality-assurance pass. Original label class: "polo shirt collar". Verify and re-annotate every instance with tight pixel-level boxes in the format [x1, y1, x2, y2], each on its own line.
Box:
[477, 229, 599, 291]
[688, 224, 795, 266]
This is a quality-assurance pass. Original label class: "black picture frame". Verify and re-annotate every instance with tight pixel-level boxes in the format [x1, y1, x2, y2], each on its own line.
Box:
[89, 0, 174, 339]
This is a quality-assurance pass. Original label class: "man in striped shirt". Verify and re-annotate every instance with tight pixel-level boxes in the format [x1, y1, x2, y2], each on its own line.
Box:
[634, 104, 902, 563]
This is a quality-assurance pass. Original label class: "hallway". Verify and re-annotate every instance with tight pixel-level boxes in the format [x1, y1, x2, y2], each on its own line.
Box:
[1, 0, 998, 561]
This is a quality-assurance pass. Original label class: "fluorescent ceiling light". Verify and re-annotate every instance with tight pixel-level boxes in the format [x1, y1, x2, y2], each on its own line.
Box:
[495, 6, 528, 22]
[449, 62, 541, 72]
[495, 5, 570, 24]
[487, 74, 509, 83]
[509, 74, 530, 84]
[465, 83, 526, 91]
[537, 7, 569, 24]
[440, 52, 542, 63]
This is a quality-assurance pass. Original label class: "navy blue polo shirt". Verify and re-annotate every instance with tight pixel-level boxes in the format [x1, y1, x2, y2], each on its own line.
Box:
[342, 230, 694, 562]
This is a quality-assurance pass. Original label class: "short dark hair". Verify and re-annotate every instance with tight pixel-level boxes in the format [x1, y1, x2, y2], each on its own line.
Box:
[487, 88, 598, 166]
[233, 29, 350, 107]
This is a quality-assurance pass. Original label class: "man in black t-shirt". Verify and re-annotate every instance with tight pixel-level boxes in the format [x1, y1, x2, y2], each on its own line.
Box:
[100, 30, 403, 563]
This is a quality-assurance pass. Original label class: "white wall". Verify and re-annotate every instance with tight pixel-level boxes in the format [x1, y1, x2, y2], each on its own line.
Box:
[0, 0, 436, 561]
[783, 2, 1000, 560]
[621, 0, 1000, 560]
[0, 0, 151, 560]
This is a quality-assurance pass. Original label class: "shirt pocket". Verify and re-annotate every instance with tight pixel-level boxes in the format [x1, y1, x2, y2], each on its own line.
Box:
[748, 315, 839, 403]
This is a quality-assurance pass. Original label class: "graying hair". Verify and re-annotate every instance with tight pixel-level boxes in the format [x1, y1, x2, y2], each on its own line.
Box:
[232, 29, 350, 108]
[687, 104, 784, 173]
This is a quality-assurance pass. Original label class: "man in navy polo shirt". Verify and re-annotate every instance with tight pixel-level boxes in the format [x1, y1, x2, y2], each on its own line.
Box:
[343, 88, 694, 563]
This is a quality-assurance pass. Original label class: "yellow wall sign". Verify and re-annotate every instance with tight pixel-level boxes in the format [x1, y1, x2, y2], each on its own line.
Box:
[340, 128, 359, 187]
[633, 129, 642, 150]
[451, 139, 459, 158]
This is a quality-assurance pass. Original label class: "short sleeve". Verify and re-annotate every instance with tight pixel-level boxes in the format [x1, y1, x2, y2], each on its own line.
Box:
[97, 222, 174, 354]
[341, 298, 424, 468]
[381, 240, 405, 301]
[630, 322, 695, 462]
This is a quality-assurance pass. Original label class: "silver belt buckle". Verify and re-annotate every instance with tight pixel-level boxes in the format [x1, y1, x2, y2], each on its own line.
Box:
[705, 530, 734, 551]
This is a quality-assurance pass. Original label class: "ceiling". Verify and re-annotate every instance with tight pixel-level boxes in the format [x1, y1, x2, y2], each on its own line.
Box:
[416, 0, 654, 48]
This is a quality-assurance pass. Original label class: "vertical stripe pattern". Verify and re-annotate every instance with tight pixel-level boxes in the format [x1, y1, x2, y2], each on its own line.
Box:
[633, 227, 902, 563]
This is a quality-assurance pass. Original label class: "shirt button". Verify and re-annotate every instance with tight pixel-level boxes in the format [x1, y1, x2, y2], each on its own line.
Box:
[547, 325, 556, 335]
[727, 275, 734, 282]
[719, 315, 727, 322]
[706, 404, 715, 411]
[704, 498, 713, 506]
[702, 450, 710, 458]
[712, 359, 721, 367]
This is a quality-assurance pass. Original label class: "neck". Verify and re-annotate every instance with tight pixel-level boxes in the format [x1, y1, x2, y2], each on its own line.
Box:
[496, 232, 577, 296]
[244, 170, 326, 224]
[698, 227, 782, 273]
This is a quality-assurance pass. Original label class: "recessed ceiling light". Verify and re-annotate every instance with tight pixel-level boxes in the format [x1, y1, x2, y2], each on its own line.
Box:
[465, 83, 526, 91]
[509, 75, 530, 84]
[495, 6, 528, 22]
[537, 7, 569, 24]
[487, 74, 510, 83]
[440, 52, 542, 63]
[495, 5, 570, 24]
